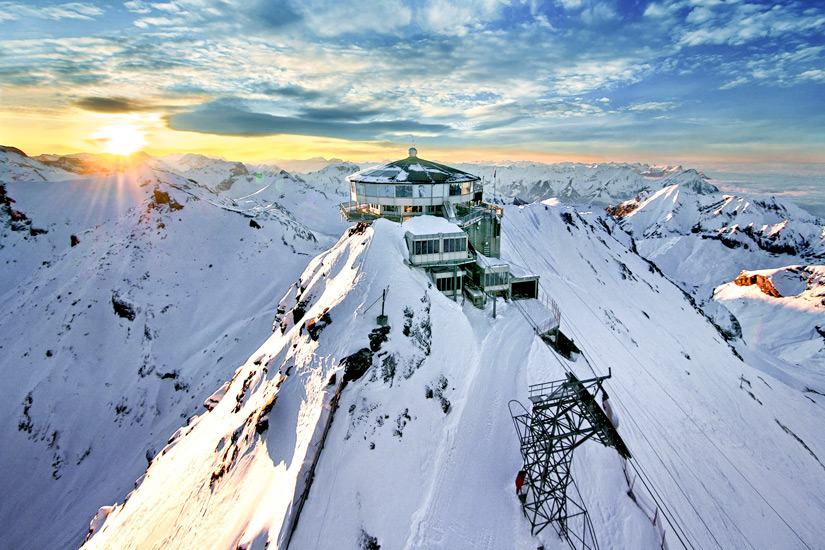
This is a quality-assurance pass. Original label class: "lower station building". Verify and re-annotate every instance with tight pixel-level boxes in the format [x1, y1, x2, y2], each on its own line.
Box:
[341, 148, 539, 304]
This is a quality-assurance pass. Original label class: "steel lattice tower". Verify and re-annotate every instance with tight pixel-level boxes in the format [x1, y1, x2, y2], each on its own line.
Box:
[509, 371, 631, 550]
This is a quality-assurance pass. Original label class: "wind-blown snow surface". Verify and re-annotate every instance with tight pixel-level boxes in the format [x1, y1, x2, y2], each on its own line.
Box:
[613, 186, 825, 297]
[0, 151, 345, 548]
[84, 208, 824, 549]
[715, 266, 825, 388]
[609, 183, 825, 390]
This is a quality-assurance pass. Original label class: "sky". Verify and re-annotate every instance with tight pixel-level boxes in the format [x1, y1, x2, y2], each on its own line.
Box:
[1, 0, 824, 167]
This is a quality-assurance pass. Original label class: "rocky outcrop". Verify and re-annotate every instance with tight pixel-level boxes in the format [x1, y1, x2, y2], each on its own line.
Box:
[734, 272, 782, 297]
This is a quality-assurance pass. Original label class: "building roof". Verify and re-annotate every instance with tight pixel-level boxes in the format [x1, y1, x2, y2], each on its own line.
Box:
[402, 215, 464, 236]
[348, 148, 479, 184]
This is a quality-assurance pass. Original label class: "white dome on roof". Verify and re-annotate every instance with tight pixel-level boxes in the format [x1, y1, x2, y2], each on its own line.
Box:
[409, 147, 418, 157]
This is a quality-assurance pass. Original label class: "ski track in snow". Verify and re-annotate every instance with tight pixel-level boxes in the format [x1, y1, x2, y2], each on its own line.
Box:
[404, 310, 532, 550]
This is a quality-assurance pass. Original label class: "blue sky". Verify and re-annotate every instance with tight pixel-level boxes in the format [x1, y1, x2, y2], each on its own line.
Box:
[1, 0, 824, 165]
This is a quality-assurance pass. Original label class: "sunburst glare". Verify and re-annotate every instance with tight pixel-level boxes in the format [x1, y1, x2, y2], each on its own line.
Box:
[94, 124, 146, 155]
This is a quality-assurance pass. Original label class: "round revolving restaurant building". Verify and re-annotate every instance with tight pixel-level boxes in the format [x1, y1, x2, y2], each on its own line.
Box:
[341, 148, 485, 222]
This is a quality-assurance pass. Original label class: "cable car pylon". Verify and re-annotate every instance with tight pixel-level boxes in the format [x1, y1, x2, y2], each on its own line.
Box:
[509, 369, 631, 549]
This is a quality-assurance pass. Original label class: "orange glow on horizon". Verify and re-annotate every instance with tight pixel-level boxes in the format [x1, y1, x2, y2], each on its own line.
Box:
[3, 99, 821, 168]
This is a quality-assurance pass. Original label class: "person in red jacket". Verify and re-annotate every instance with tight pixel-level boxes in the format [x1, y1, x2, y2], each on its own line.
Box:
[515, 470, 528, 504]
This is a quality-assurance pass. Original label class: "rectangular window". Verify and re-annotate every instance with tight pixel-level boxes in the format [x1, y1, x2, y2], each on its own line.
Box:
[379, 184, 394, 198]
[414, 239, 439, 255]
[416, 185, 430, 198]
[396, 185, 412, 198]
[449, 183, 461, 196]
[462, 181, 471, 194]
[364, 184, 378, 197]
[485, 271, 507, 287]
[436, 276, 454, 291]
[446, 238, 466, 253]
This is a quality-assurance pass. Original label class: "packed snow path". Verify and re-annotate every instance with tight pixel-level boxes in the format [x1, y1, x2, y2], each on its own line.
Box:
[403, 309, 548, 549]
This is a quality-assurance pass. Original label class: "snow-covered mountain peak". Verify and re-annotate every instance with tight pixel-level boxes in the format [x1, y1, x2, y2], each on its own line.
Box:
[0, 163, 331, 548]
[77, 202, 825, 550]
[4, 149, 825, 549]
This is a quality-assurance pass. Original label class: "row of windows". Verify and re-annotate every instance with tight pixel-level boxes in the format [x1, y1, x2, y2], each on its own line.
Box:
[484, 271, 509, 287]
[435, 276, 461, 292]
[413, 239, 440, 255]
[354, 181, 475, 200]
[412, 236, 468, 256]
[443, 237, 467, 253]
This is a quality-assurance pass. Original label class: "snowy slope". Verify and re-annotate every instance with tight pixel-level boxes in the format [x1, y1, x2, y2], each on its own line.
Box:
[0, 145, 89, 182]
[499, 203, 825, 549]
[150, 154, 351, 238]
[715, 265, 825, 388]
[83, 207, 825, 550]
[609, 183, 825, 384]
[4, 148, 824, 549]
[0, 160, 331, 549]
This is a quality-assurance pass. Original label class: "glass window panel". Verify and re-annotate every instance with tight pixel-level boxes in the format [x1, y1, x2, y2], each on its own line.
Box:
[379, 184, 394, 197]
[397, 185, 412, 198]
[415, 185, 430, 198]
[364, 184, 378, 197]
[449, 183, 461, 196]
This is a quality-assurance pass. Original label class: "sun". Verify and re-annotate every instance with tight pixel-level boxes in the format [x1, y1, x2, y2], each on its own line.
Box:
[94, 124, 147, 155]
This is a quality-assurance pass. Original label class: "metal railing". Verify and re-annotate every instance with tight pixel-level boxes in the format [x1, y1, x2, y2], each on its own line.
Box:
[536, 289, 561, 335]
[339, 201, 380, 222]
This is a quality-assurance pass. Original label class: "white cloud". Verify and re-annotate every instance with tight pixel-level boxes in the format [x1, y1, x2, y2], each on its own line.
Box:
[581, 2, 618, 24]
[557, 0, 583, 9]
[303, 0, 412, 37]
[123, 0, 152, 14]
[626, 101, 681, 112]
[0, 1, 103, 21]
[798, 69, 825, 83]
[719, 76, 748, 89]
[552, 58, 650, 95]
[678, 2, 825, 47]
[686, 6, 714, 24]
[423, 0, 510, 35]
[643, 2, 678, 19]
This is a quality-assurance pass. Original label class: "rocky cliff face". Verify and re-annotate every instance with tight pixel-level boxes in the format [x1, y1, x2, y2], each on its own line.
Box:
[734, 271, 783, 297]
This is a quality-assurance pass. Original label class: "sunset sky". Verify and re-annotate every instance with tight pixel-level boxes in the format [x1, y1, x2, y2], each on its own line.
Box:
[1, 0, 824, 166]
